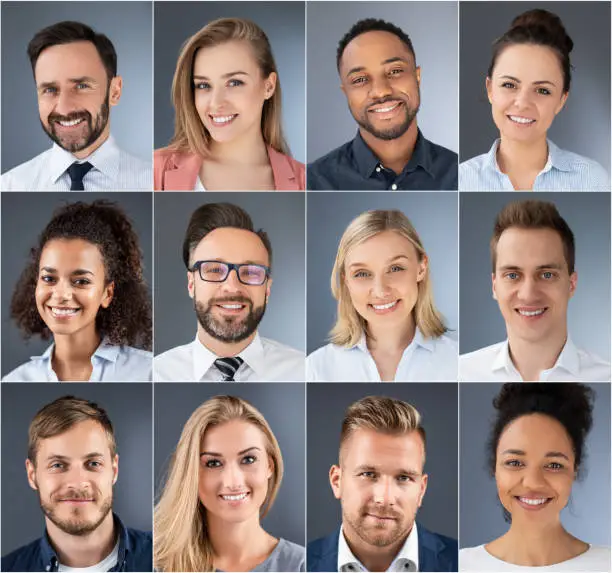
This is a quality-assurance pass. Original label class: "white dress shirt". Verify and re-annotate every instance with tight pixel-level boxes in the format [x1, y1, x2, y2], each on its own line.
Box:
[307, 329, 457, 382]
[1, 135, 152, 191]
[459, 338, 611, 382]
[459, 139, 610, 191]
[459, 544, 611, 572]
[154, 332, 305, 382]
[338, 524, 419, 572]
[2, 339, 152, 382]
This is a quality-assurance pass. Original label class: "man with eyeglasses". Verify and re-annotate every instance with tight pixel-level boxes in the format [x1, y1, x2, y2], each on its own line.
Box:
[154, 202, 305, 382]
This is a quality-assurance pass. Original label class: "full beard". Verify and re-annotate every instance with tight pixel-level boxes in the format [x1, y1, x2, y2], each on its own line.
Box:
[40, 491, 113, 536]
[195, 296, 266, 343]
[344, 506, 406, 548]
[354, 95, 419, 141]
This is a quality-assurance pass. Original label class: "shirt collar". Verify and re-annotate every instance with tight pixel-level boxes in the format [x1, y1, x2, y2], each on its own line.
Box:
[351, 129, 433, 179]
[338, 523, 419, 572]
[31, 337, 120, 364]
[493, 337, 580, 378]
[485, 138, 572, 176]
[49, 135, 120, 184]
[354, 328, 433, 353]
[191, 332, 264, 380]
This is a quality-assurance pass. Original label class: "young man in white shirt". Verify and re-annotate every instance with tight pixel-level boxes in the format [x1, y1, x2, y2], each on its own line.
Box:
[1, 21, 151, 191]
[154, 202, 305, 382]
[460, 199, 610, 382]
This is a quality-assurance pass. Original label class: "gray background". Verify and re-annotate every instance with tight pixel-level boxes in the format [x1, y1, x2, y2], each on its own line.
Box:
[1, 1, 153, 171]
[154, 383, 305, 546]
[460, 2, 611, 170]
[1, 383, 153, 555]
[307, 192, 458, 354]
[154, 193, 305, 355]
[307, 383, 458, 542]
[1, 192, 153, 377]
[307, 1, 458, 162]
[459, 193, 611, 359]
[460, 383, 611, 548]
[154, 1, 305, 163]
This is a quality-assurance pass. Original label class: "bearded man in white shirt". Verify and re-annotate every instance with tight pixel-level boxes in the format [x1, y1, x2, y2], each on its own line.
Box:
[460, 199, 610, 382]
[1, 21, 151, 191]
[155, 202, 305, 382]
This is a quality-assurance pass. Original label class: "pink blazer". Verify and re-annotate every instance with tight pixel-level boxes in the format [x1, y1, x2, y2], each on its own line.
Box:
[154, 145, 305, 191]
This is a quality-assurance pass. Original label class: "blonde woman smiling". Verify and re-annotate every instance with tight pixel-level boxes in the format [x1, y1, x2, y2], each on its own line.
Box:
[307, 209, 457, 382]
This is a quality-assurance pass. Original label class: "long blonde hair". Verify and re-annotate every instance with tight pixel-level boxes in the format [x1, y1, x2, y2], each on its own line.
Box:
[154, 395, 284, 572]
[330, 209, 447, 347]
[167, 18, 289, 157]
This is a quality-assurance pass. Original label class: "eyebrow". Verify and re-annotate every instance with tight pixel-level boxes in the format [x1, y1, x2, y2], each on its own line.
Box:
[348, 255, 410, 269]
[500, 75, 556, 87]
[354, 464, 421, 476]
[193, 71, 250, 81]
[501, 449, 570, 461]
[40, 267, 94, 276]
[45, 452, 105, 461]
[497, 263, 563, 272]
[345, 57, 411, 79]
[38, 77, 98, 88]
[200, 446, 261, 457]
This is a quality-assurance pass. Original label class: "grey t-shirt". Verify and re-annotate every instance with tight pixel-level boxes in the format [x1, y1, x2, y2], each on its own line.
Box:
[218, 538, 305, 572]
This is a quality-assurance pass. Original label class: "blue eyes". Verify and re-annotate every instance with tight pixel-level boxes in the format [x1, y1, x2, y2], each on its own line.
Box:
[194, 79, 245, 90]
[358, 471, 414, 483]
[503, 271, 557, 281]
[203, 455, 257, 469]
[352, 265, 405, 279]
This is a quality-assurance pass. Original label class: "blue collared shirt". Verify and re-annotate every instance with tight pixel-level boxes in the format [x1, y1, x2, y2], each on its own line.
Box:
[1, 513, 152, 572]
[308, 130, 458, 191]
[459, 139, 610, 191]
[2, 339, 152, 382]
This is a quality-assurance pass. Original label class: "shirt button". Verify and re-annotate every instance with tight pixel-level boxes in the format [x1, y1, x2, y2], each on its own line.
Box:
[391, 183, 398, 190]
[376, 166, 382, 173]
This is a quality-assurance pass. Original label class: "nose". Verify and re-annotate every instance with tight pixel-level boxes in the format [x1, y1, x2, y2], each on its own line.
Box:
[513, 86, 533, 110]
[209, 85, 227, 110]
[372, 475, 394, 505]
[220, 266, 244, 292]
[516, 275, 540, 302]
[221, 462, 245, 491]
[521, 464, 548, 490]
[54, 89, 79, 116]
[62, 465, 92, 489]
[371, 273, 391, 298]
[51, 279, 74, 301]
[369, 73, 393, 100]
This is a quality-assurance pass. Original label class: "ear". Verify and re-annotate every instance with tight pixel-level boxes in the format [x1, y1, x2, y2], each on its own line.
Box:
[329, 464, 342, 500]
[415, 65, 421, 86]
[112, 454, 119, 485]
[100, 281, 115, 309]
[486, 77, 493, 105]
[569, 271, 577, 298]
[265, 277, 273, 303]
[555, 91, 569, 115]
[417, 254, 428, 283]
[417, 473, 428, 507]
[187, 270, 195, 300]
[109, 76, 123, 107]
[267, 454, 274, 479]
[491, 272, 498, 301]
[264, 72, 277, 100]
[26, 459, 38, 491]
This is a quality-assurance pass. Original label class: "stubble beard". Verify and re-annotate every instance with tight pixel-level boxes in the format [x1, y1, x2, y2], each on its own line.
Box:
[344, 506, 407, 548]
[40, 490, 113, 537]
[195, 296, 267, 343]
[354, 94, 420, 141]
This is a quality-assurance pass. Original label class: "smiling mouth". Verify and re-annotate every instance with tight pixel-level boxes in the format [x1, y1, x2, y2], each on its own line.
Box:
[515, 307, 547, 318]
[209, 114, 238, 125]
[56, 118, 86, 128]
[508, 115, 536, 125]
[48, 306, 81, 317]
[220, 492, 250, 502]
[369, 300, 400, 313]
[515, 496, 553, 509]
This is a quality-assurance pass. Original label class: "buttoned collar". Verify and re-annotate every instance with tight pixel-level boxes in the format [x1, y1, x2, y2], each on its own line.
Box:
[492, 337, 580, 379]
[351, 129, 434, 180]
[338, 523, 419, 572]
[191, 332, 265, 380]
[354, 328, 434, 354]
[48, 135, 120, 185]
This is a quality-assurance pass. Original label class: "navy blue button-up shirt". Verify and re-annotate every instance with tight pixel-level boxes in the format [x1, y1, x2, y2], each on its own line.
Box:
[1, 514, 152, 572]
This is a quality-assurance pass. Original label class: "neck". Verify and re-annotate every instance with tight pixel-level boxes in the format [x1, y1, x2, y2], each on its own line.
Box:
[497, 136, 548, 174]
[52, 328, 101, 368]
[507, 328, 567, 381]
[72, 127, 110, 160]
[46, 511, 116, 568]
[207, 513, 271, 564]
[342, 523, 409, 572]
[208, 127, 269, 166]
[196, 325, 256, 358]
[367, 315, 416, 353]
[360, 121, 418, 175]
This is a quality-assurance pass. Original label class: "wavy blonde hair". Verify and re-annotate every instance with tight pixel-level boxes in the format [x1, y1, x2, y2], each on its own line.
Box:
[154, 395, 284, 572]
[167, 17, 289, 157]
[330, 209, 447, 347]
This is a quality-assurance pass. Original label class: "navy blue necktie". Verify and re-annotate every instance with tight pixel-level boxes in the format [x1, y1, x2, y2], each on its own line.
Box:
[67, 161, 93, 191]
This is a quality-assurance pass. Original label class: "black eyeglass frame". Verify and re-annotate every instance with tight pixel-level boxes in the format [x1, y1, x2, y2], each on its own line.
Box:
[190, 260, 271, 286]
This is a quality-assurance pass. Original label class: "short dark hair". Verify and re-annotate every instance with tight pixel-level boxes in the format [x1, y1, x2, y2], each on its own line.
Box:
[488, 383, 594, 522]
[337, 18, 415, 72]
[28, 21, 117, 81]
[490, 200, 575, 274]
[182, 203, 273, 269]
[28, 396, 117, 464]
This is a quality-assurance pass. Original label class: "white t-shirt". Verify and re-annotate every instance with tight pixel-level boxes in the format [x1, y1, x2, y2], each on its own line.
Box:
[460, 544, 611, 572]
[58, 539, 120, 572]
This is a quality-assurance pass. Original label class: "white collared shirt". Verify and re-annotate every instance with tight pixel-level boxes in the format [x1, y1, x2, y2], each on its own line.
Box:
[306, 330, 457, 382]
[459, 338, 611, 382]
[2, 338, 152, 382]
[338, 524, 419, 572]
[1, 135, 152, 191]
[154, 332, 305, 382]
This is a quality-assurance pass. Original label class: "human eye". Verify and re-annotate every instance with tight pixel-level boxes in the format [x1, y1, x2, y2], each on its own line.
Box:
[351, 75, 368, 86]
[353, 270, 371, 279]
[359, 471, 377, 480]
[73, 278, 92, 286]
[501, 81, 516, 89]
[504, 271, 520, 280]
[389, 264, 405, 273]
[49, 461, 65, 471]
[204, 458, 222, 469]
[41, 86, 58, 95]
[388, 67, 404, 77]
[397, 474, 414, 483]
[540, 270, 557, 280]
[546, 461, 565, 470]
[40, 274, 56, 284]
[228, 78, 245, 88]
[86, 460, 102, 469]
[241, 455, 257, 465]
[504, 459, 524, 468]
[194, 81, 211, 90]
[76, 82, 90, 90]
[537, 87, 551, 96]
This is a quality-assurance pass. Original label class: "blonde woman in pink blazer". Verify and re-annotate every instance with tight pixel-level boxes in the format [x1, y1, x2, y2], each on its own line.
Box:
[154, 18, 305, 192]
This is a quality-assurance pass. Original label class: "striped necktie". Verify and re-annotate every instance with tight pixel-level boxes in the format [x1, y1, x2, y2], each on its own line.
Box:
[214, 357, 244, 381]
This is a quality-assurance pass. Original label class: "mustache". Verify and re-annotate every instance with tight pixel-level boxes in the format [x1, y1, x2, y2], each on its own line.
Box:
[209, 295, 253, 306]
[52, 488, 96, 502]
[48, 110, 91, 123]
[367, 96, 405, 110]
[362, 506, 402, 520]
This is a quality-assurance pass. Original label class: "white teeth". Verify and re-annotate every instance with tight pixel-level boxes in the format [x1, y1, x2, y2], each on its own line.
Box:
[58, 118, 83, 127]
[222, 493, 248, 501]
[372, 103, 400, 113]
[372, 301, 397, 310]
[518, 308, 545, 317]
[220, 304, 242, 309]
[211, 115, 236, 124]
[509, 115, 535, 124]
[51, 307, 79, 316]
[519, 497, 549, 505]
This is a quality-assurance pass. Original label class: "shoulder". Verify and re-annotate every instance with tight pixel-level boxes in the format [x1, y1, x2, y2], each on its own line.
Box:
[1, 150, 50, 190]
[154, 146, 180, 166]
[420, 524, 458, 551]
[430, 333, 458, 355]
[575, 347, 611, 381]
[458, 545, 491, 570]
[307, 531, 338, 570]
[580, 545, 611, 566]
[553, 145, 610, 188]
[2, 537, 44, 571]
[116, 346, 153, 381]
[306, 343, 352, 382]
[124, 527, 153, 568]
[267, 146, 306, 190]
[2, 359, 42, 382]
[459, 342, 504, 380]
[125, 526, 153, 547]
[307, 141, 353, 189]
[154, 342, 194, 380]
[460, 153, 489, 173]
[271, 539, 305, 571]
[260, 337, 305, 359]
[423, 137, 458, 165]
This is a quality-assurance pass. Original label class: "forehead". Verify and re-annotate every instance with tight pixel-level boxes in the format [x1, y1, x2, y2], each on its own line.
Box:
[194, 40, 260, 78]
[498, 414, 574, 458]
[39, 238, 104, 270]
[200, 419, 267, 452]
[342, 428, 424, 469]
[191, 227, 269, 265]
[346, 230, 417, 266]
[495, 227, 566, 269]
[34, 41, 107, 83]
[36, 419, 112, 460]
[493, 43, 563, 82]
[341, 30, 414, 74]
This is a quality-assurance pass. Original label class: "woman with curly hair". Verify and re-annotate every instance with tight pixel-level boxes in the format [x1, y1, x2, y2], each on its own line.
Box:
[3, 200, 152, 382]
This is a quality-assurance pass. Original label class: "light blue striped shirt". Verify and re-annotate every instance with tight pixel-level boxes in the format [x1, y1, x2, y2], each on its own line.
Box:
[2, 338, 152, 382]
[1, 135, 152, 191]
[459, 139, 610, 191]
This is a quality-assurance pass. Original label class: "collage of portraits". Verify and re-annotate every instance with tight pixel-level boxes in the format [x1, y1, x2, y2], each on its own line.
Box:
[0, 1, 611, 572]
